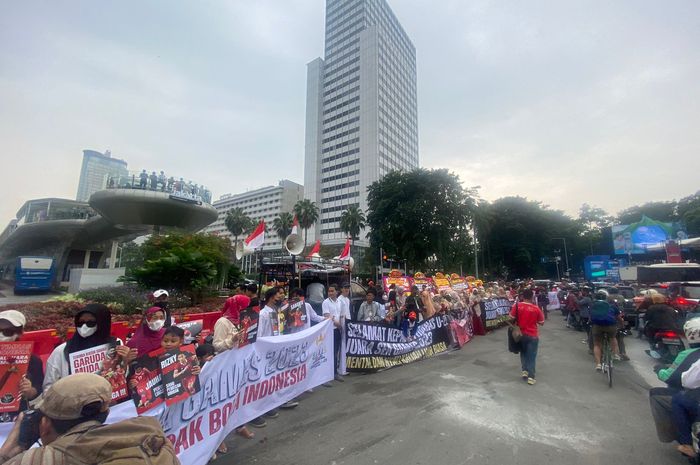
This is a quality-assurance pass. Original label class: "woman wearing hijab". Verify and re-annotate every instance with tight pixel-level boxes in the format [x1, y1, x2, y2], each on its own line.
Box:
[44, 303, 128, 391]
[127, 306, 167, 359]
[213, 294, 250, 353]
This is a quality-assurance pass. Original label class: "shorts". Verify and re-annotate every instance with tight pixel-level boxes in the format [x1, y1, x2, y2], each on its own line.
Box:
[592, 324, 617, 342]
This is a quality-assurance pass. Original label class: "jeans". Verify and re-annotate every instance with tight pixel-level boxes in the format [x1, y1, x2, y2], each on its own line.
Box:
[520, 335, 539, 378]
[672, 391, 700, 445]
[333, 328, 341, 375]
[649, 387, 679, 443]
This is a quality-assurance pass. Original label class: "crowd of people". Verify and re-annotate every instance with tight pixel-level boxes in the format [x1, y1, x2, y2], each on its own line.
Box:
[106, 169, 213, 204]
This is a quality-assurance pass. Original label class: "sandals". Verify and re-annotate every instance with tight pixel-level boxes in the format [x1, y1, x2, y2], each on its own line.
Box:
[236, 426, 255, 440]
[677, 444, 695, 458]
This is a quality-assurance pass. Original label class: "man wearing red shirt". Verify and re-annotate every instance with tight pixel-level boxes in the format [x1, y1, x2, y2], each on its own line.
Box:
[510, 289, 545, 385]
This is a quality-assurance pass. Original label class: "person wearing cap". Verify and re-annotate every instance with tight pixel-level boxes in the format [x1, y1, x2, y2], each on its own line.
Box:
[44, 304, 129, 391]
[151, 289, 173, 327]
[0, 373, 178, 464]
[0, 310, 43, 418]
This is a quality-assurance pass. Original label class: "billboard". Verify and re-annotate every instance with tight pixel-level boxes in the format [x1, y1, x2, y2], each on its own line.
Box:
[612, 215, 687, 255]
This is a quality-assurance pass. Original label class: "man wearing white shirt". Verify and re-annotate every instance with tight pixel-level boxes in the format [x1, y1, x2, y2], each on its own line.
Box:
[290, 288, 326, 331]
[258, 287, 285, 338]
[322, 285, 347, 382]
[338, 283, 353, 321]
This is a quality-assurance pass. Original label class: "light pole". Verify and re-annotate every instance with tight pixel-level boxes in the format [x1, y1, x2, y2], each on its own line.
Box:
[552, 238, 570, 277]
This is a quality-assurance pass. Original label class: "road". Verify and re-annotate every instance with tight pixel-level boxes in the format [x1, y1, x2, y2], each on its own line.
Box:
[220, 317, 686, 465]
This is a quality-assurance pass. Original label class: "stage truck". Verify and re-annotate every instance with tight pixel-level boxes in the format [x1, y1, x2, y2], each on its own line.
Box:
[258, 256, 369, 319]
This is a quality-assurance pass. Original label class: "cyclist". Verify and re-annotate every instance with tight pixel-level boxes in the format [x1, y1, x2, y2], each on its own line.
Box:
[590, 291, 622, 371]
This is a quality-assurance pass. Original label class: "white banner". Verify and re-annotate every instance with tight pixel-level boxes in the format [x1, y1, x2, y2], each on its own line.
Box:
[0, 320, 334, 465]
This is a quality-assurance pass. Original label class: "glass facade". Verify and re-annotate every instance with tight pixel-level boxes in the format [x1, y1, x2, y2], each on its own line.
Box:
[304, 0, 419, 245]
[76, 150, 129, 202]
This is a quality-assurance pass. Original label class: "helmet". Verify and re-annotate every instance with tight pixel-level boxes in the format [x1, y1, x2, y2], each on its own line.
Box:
[594, 291, 608, 301]
[684, 318, 700, 344]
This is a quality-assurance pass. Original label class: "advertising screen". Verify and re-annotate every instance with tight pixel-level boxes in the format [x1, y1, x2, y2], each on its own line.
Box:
[612, 216, 687, 255]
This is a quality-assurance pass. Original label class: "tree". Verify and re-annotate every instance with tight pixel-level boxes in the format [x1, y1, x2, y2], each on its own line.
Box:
[340, 205, 366, 248]
[366, 168, 476, 271]
[272, 212, 295, 243]
[224, 208, 253, 250]
[578, 204, 614, 255]
[128, 233, 233, 303]
[617, 201, 677, 224]
[678, 191, 700, 236]
[293, 199, 320, 248]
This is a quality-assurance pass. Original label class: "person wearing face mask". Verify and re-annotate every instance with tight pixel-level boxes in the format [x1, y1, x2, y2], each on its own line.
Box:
[126, 307, 167, 360]
[0, 310, 43, 419]
[151, 289, 173, 327]
[44, 304, 125, 392]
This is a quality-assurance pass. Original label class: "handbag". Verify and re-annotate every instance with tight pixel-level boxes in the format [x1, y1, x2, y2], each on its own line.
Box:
[507, 303, 522, 354]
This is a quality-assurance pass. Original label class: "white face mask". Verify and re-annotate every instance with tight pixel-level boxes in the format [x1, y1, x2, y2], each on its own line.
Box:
[148, 319, 165, 331]
[0, 334, 18, 342]
[77, 324, 97, 338]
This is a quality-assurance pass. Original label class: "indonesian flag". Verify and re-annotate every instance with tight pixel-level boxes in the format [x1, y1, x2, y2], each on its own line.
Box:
[335, 238, 351, 260]
[291, 215, 299, 236]
[245, 220, 265, 249]
[306, 239, 321, 258]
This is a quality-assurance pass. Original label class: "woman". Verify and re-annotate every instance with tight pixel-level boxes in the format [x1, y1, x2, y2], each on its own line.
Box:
[44, 303, 126, 391]
[213, 295, 249, 353]
[127, 306, 167, 358]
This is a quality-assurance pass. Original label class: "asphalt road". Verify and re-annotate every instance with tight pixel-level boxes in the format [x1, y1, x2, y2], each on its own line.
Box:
[220, 316, 688, 465]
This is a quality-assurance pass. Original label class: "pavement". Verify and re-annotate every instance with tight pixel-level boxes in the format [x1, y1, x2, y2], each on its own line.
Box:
[219, 315, 690, 465]
[0, 281, 59, 305]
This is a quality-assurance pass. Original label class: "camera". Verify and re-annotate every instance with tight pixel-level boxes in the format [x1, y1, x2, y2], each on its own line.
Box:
[18, 410, 42, 450]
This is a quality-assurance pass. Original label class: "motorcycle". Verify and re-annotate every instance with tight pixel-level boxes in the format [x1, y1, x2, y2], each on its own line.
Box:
[645, 328, 688, 364]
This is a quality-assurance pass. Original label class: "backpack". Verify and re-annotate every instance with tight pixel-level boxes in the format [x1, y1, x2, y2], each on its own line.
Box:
[590, 300, 616, 325]
[49, 416, 180, 465]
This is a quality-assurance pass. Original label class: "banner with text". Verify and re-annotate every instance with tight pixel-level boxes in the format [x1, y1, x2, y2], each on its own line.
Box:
[345, 315, 451, 372]
[0, 320, 334, 465]
[483, 298, 512, 329]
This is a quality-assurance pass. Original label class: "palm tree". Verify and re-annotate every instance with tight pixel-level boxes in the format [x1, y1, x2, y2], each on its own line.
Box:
[293, 199, 320, 248]
[272, 212, 294, 243]
[339, 205, 366, 250]
[224, 208, 253, 252]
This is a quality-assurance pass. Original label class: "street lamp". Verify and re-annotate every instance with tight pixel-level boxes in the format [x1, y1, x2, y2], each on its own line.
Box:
[551, 238, 570, 277]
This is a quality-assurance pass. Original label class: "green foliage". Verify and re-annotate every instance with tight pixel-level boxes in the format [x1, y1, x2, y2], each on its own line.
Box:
[77, 286, 148, 314]
[119, 241, 144, 277]
[293, 199, 320, 248]
[226, 263, 244, 288]
[617, 201, 677, 224]
[126, 233, 233, 303]
[678, 191, 700, 236]
[340, 205, 366, 244]
[366, 168, 475, 272]
[224, 208, 253, 246]
[272, 212, 294, 241]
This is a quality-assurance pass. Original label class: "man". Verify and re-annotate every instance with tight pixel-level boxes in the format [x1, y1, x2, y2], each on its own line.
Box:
[322, 285, 348, 382]
[0, 310, 43, 419]
[590, 291, 622, 371]
[306, 277, 326, 315]
[244, 283, 260, 311]
[607, 288, 630, 361]
[338, 283, 352, 321]
[139, 169, 148, 189]
[536, 288, 550, 320]
[509, 289, 545, 385]
[152, 289, 172, 326]
[0, 373, 178, 464]
[290, 288, 327, 331]
[358, 290, 382, 322]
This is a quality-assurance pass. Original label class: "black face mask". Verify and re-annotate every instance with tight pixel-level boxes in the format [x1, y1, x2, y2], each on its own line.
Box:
[154, 301, 168, 310]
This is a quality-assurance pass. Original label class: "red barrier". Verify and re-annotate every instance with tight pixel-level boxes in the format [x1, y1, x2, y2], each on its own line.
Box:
[183, 311, 222, 332]
[111, 321, 133, 342]
[20, 329, 62, 365]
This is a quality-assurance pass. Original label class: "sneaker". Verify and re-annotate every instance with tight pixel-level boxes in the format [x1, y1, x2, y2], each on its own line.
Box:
[613, 354, 622, 361]
[322, 382, 333, 388]
[279, 400, 299, 409]
[620, 354, 630, 361]
[521, 371, 528, 379]
[527, 378, 536, 385]
[264, 409, 279, 418]
[595, 364, 602, 371]
[334, 375, 345, 383]
[249, 417, 267, 428]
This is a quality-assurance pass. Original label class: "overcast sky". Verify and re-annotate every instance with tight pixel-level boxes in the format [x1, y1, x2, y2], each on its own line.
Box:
[1, 0, 698, 227]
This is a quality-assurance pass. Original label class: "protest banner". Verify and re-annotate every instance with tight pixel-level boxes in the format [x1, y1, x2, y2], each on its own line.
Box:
[449, 273, 468, 291]
[448, 309, 474, 348]
[0, 342, 33, 413]
[345, 315, 451, 372]
[433, 272, 452, 292]
[412, 272, 434, 292]
[483, 297, 513, 329]
[175, 320, 203, 344]
[283, 298, 307, 334]
[383, 269, 411, 293]
[130, 348, 166, 414]
[238, 306, 259, 347]
[69, 342, 129, 403]
[159, 344, 201, 406]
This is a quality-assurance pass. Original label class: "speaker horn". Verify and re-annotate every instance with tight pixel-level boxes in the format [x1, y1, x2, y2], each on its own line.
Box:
[284, 233, 304, 256]
[235, 241, 254, 260]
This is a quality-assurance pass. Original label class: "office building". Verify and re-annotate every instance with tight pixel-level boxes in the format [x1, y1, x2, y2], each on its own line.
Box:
[304, 0, 419, 246]
[76, 150, 129, 202]
[205, 180, 304, 250]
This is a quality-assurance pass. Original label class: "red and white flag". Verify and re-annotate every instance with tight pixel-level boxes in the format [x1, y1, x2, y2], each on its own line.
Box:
[245, 220, 265, 249]
[335, 238, 351, 260]
[306, 239, 321, 258]
[291, 216, 299, 236]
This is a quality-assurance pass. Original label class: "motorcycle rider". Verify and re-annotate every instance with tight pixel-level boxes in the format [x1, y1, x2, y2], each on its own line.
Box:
[649, 318, 700, 450]
[644, 294, 681, 358]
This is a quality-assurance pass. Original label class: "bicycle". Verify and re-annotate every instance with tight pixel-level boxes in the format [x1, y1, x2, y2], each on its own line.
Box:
[601, 332, 613, 388]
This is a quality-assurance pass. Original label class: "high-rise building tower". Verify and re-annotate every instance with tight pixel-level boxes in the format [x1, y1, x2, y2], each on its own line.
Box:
[304, 0, 418, 247]
[76, 150, 129, 202]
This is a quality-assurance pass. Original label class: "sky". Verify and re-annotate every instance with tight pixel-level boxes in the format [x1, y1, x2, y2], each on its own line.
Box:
[1, 0, 698, 227]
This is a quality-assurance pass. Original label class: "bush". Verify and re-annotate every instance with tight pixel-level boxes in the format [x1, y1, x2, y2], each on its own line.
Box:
[77, 286, 149, 315]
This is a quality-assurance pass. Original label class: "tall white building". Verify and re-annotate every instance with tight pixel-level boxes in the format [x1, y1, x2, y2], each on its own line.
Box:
[304, 0, 419, 247]
[204, 180, 304, 250]
[76, 150, 129, 202]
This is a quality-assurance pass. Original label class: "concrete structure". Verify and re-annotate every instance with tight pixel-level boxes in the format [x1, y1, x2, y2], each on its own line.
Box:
[68, 267, 126, 294]
[205, 180, 304, 251]
[304, 0, 419, 246]
[0, 188, 218, 287]
[76, 150, 129, 202]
